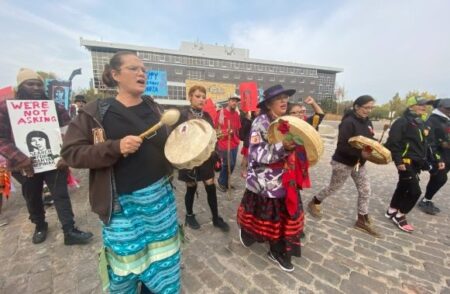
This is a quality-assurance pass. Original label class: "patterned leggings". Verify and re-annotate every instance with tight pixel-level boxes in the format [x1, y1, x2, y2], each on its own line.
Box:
[314, 160, 371, 215]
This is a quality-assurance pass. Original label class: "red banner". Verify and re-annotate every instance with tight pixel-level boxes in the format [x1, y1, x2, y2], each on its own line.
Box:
[239, 82, 258, 112]
[0, 86, 14, 102]
[203, 98, 217, 122]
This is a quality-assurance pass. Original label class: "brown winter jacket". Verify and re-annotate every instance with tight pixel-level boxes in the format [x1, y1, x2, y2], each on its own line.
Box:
[61, 97, 164, 225]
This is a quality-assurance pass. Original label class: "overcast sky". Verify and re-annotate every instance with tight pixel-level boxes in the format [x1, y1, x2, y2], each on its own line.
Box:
[1, 0, 449, 103]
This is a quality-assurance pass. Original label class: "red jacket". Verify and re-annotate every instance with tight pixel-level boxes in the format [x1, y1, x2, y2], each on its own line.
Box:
[215, 108, 241, 150]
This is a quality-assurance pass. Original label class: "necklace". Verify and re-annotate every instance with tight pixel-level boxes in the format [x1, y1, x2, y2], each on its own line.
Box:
[190, 108, 204, 118]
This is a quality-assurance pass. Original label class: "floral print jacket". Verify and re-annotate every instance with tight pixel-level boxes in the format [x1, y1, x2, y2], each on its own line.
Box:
[246, 114, 289, 198]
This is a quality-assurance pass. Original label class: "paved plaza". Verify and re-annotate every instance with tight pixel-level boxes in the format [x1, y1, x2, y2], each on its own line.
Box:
[0, 121, 449, 294]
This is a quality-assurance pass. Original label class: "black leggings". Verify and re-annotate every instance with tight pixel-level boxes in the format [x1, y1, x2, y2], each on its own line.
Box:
[389, 168, 421, 214]
[424, 166, 449, 200]
[184, 183, 218, 219]
[12, 169, 75, 232]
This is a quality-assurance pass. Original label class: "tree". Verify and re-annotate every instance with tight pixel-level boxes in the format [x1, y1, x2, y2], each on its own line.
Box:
[389, 92, 405, 118]
[370, 104, 390, 120]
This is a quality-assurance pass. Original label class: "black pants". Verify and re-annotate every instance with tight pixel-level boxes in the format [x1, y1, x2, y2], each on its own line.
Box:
[425, 165, 450, 200]
[13, 169, 75, 232]
[389, 167, 422, 214]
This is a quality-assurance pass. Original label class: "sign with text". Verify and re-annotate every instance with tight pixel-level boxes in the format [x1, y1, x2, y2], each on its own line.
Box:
[239, 82, 259, 112]
[45, 79, 71, 110]
[185, 80, 236, 102]
[144, 71, 168, 96]
[6, 100, 62, 173]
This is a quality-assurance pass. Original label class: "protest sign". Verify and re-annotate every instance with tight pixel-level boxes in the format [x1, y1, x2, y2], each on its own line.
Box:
[144, 71, 168, 96]
[6, 100, 62, 173]
[203, 98, 218, 122]
[185, 80, 236, 102]
[239, 82, 259, 112]
[46, 80, 71, 110]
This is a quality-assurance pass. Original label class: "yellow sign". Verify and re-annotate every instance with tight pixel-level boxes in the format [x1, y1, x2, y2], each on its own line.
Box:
[185, 80, 236, 102]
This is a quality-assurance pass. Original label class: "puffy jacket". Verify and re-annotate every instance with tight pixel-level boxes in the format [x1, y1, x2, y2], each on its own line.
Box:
[332, 111, 374, 167]
[385, 109, 430, 168]
[426, 111, 450, 164]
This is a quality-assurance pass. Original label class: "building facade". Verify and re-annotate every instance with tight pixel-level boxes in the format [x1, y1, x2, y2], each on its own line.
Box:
[81, 38, 342, 106]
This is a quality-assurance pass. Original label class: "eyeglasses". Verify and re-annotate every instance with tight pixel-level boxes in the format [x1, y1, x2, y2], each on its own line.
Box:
[360, 106, 374, 111]
[121, 66, 147, 74]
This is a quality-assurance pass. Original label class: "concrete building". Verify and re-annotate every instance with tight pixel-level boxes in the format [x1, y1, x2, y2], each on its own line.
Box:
[81, 38, 342, 106]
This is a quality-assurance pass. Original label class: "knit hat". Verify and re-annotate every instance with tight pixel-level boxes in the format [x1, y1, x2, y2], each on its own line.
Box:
[16, 68, 43, 88]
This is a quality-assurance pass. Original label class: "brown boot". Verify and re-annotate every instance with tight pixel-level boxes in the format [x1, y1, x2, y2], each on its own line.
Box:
[354, 214, 381, 238]
[307, 199, 322, 218]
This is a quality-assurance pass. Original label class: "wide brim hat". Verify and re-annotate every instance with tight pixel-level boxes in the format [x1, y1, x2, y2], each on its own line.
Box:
[267, 115, 323, 166]
[74, 95, 87, 103]
[258, 84, 296, 108]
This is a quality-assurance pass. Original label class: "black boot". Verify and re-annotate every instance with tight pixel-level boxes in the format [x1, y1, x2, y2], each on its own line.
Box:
[32, 222, 48, 244]
[213, 216, 230, 232]
[185, 214, 200, 230]
[64, 227, 93, 245]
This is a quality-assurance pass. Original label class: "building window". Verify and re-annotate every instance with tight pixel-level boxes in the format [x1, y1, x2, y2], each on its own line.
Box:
[257, 76, 263, 81]
[223, 73, 229, 79]
[175, 69, 183, 75]
[247, 75, 253, 80]
[234, 74, 241, 79]
[269, 76, 275, 82]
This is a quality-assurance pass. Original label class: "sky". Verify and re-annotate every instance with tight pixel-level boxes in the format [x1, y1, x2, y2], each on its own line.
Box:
[0, 0, 449, 103]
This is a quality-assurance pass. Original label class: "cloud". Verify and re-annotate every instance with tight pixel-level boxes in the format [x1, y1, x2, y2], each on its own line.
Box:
[229, 0, 450, 102]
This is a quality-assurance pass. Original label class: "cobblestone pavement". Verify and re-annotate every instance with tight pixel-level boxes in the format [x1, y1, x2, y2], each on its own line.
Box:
[1, 121, 450, 294]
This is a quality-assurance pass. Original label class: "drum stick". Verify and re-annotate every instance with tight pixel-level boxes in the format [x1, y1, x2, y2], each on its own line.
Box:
[227, 120, 232, 200]
[139, 109, 180, 139]
[124, 109, 180, 157]
[139, 122, 163, 139]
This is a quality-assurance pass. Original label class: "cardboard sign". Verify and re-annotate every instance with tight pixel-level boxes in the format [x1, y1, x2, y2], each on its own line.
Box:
[45, 79, 71, 110]
[239, 82, 259, 112]
[6, 100, 62, 173]
[185, 80, 236, 102]
[144, 71, 168, 96]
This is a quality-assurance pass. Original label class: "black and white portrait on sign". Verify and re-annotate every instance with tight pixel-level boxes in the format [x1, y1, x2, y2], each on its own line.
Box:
[26, 130, 58, 170]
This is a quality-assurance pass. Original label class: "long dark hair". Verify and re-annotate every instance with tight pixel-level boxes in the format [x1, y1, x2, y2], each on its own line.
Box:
[342, 95, 375, 120]
[102, 51, 137, 87]
[26, 130, 51, 152]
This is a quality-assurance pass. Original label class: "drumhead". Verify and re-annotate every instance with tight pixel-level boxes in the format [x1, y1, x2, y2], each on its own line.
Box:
[348, 135, 392, 164]
[268, 115, 324, 166]
[165, 119, 217, 169]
